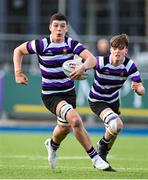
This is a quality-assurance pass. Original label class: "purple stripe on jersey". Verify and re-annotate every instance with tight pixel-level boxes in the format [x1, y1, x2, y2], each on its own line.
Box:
[128, 63, 137, 75]
[95, 57, 100, 69]
[74, 46, 85, 55]
[27, 42, 35, 54]
[70, 39, 85, 54]
[93, 83, 121, 94]
[44, 46, 70, 54]
[41, 69, 66, 78]
[95, 74, 125, 85]
[131, 76, 141, 82]
[42, 80, 74, 88]
[39, 59, 63, 67]
[39, 40, 44, 52]
[89, 90, 119, 101]
[99, 67, 128, 77]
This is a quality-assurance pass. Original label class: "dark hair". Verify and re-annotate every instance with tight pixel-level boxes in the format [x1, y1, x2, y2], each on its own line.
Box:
[110, 34, 129, 49]
[50, 12, 68, 24]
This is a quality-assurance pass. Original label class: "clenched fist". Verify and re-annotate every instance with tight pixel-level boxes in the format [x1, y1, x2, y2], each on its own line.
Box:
[15, 70, 28, 85]
[131, 81, 145, 96]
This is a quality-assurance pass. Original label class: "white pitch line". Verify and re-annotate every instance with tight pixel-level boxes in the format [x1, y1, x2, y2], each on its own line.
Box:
[0, 164, 148, 172]
[0, 155, 88, 160]
[0, 155, 147, 162]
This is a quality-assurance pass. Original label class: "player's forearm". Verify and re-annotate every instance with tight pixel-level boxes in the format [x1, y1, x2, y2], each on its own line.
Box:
[80, 49, 97, 71]
[83, 56, 97, 70]
[13, 47, 29, 85]
[13, 42, 28, 73]
[13, 48, 23, 73]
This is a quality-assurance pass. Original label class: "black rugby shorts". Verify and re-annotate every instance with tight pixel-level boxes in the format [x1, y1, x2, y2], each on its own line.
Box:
[42, 89, 76, 115]
[88, 100, 120, 116]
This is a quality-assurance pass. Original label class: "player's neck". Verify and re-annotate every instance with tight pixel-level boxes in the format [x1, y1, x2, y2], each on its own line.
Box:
[50, 35, 65, 43]
[111, 59, 124, 66]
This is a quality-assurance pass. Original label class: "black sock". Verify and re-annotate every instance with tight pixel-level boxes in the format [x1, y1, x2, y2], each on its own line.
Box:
[99, 136, 112, 152]
[87, 146, 98, 159]
[100, 136, 112, 145]
[50, 139, 60, 151]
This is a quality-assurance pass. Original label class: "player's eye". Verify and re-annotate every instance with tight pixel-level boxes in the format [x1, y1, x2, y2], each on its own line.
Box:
[53, 25, 58, 28]
[61, 24, 66, 28]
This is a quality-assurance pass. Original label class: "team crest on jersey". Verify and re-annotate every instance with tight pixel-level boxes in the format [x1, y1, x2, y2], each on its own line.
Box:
[63, 48, 67, 54]
[104, 69, 110, 75]
[120, 71, 125, 76]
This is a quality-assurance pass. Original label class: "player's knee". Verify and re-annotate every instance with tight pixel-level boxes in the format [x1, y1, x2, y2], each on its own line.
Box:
[60, 103, 83, 128]
[102, 109, 123, 136]
[70, 117, 82, 128]
[110, 117, 123, 135]
[117, 118, 124, 132]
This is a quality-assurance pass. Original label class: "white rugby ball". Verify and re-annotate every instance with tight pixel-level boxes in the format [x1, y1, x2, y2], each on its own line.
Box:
[62, 59, 88, 80]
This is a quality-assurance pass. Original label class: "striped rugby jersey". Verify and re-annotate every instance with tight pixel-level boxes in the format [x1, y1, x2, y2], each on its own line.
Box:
[26, 35, 85, 95]
[88, 55, 142, 103]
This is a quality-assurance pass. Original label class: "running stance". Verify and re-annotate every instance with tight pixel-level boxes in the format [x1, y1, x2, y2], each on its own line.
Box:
[88, 34, 145, 171]
[13, 12, 111, 171]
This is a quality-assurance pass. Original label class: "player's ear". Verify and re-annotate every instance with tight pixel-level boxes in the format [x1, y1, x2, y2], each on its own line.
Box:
[124, 48, 128, 55]
[125, 48, 128, 54]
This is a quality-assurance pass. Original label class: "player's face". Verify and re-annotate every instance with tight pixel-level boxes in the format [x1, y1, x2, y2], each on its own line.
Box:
[110, 46, 128, 66]
[49, 20, 68, 43]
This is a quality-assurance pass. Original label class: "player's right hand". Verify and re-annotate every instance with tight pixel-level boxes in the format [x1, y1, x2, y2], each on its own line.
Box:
[15, 70, 28, 85]
[69, 64, 86, 80]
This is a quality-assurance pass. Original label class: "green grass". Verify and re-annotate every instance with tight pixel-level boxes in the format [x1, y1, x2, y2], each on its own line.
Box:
[0, 133, 148, 179]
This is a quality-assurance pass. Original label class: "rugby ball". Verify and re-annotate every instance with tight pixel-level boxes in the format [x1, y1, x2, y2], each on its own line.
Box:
[62, 59, 88, 80]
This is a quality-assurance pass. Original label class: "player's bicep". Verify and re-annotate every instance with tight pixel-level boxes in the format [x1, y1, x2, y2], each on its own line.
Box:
[14, 42, 29, 56]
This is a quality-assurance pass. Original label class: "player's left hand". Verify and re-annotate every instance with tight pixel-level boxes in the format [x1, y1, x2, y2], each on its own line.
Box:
[131, 81, 139, 92]
[131, 81, 145, 96]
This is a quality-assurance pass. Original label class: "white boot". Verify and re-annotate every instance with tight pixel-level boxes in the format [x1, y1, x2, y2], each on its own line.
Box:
[92, 154, 109, 170]
[44, 138, 56, 169]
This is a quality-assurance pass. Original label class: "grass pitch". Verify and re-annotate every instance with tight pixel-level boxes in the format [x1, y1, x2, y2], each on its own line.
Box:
[0, 132, 148, 179]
